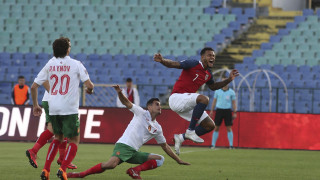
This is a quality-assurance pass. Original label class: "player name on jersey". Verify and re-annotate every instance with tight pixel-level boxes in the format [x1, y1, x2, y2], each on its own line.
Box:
[49, 66, 70, 72]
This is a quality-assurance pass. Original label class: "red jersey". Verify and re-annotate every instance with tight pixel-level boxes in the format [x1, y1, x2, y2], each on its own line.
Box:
[172, 60, 214, 94]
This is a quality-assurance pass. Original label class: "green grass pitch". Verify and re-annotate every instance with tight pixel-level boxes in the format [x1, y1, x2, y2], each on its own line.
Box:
[1, 142, 319, 180]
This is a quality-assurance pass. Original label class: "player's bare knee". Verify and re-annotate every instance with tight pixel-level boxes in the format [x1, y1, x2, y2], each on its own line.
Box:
[197, 95, 209, 105]
[150, 154, 165, 167]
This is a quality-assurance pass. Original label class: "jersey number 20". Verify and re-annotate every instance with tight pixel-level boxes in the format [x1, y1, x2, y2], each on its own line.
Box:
[50, 74, 70, 95]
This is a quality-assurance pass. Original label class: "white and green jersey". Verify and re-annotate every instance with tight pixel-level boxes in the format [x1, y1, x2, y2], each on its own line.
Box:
[34, 56, 90, 115]
[117, 104, 166, 151]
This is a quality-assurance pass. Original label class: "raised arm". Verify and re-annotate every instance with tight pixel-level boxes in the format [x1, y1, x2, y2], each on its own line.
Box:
[113, 85, 133, 109]
[208, 69, 239, 90]
[160, 143, 190, 165]
[154, 53, 181, 69]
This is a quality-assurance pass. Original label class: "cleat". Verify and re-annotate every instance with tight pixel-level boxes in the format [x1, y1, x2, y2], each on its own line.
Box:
[173, 134, 184, 155]
[57, 168, 68, 180]
[57, 159, 78, 170]
[40, 169, 50, 180]
[184, 129, 204, 143]
[126, 168, 142, 179]
[67, 172, 83, 178]
[26, 149, 38, 168]
[210, 146, 215, 150]
[229, 146, 234, 149]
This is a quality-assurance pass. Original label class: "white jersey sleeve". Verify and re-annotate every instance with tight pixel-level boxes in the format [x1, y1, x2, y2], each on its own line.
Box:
[154, 126, 166, 144]
[34, 64, 49, 86]
[129, 104, 145, 116]
[77, 61, 89, 82]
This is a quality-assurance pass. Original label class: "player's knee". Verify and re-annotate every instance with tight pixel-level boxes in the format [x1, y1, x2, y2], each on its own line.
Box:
[197, 95, 209, 105]
[155, 155, 165, 167]
[206, 122, 215, 131]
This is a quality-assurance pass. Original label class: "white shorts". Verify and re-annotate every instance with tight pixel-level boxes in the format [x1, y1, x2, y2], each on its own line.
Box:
[168, 93, 209, 124]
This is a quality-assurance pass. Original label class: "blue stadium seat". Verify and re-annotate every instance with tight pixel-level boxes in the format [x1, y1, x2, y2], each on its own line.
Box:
[294, 16, 306, 23]
[37, 53, 50, 60]
[211, 0, 223, 7]
[269, 35, 281, 43]
[204, 7, 215, 15]
[278, 29, 290, 36]
[75, 53, 87, 61]
[100, 54, 113, 62]
[285, 65, 298, 72]
[299, 65, 310, 72]
[0, 52, 11, 60]
[244, 8, 256, 18]
[218, 8, 229, 15]
[243, 57, 254, 64]
[88, 54, 100, 61]
[260, 42, 273, 50]
[231, 8, 242, 16]
[252, 50, 264, 57]
[303, 9, 314, 16]
[12, 52, 24, 60]
[126, 54, 138, 61]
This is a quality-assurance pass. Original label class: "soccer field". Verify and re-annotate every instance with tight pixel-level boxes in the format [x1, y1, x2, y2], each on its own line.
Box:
[1, 142, 319, 180]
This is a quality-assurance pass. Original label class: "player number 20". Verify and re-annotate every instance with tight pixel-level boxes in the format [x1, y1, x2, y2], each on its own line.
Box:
[50, 74, 70, 95]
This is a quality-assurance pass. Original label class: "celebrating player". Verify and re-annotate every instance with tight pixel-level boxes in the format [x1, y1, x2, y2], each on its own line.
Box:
[31, 37, 94, 180]
[153, 47, 239, 155]
[67, 85, 190, 179]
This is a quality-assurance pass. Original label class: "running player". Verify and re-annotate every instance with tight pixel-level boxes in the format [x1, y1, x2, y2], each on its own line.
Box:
[67, 85, 189, 179]
[31, 37, 94, 180]
[26, 84, 77, 170]
[153, 47, 239, 155]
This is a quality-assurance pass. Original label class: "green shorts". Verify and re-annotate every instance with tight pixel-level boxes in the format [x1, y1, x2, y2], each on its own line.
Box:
[51, 114, 80, 138]
[42, 101, 51, 124]
[112, 143, 149, 164]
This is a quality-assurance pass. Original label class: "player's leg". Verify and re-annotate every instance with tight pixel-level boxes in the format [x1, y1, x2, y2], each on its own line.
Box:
[211, 109, 223, 148]
[57, 138, 77, 170]
[68, 143, 135, 178]
[126, 152, 164, 179]
[225, 109, 234, 148]
[56, 114, 80, 180]
[41, 134, 63, 180]
[68, 156, 121, 178]
[169, 93, 208, 143]
[26, 101, 54, 168]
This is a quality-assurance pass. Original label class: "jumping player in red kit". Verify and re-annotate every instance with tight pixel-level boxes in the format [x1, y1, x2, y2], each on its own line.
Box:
[154, 47, 239, 155]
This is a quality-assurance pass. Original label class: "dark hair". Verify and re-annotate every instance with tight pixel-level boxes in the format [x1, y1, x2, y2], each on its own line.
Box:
[52, 37, 71, 58]
[18, 75, 25, 79]
[126, 78, 132, 82]
[200, 47, 214, 56]
[146, 98, 160, 107]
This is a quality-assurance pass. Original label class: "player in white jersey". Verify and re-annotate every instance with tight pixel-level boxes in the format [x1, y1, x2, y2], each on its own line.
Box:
[67, 85, 189, 179]
[31, 37, 94, 180]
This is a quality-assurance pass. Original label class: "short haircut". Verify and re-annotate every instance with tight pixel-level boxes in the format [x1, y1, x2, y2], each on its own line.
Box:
[52, 37, 71, 58]
[18, 75, 24, 79]
[200, 47, 214, 56]
[126, 78, 132, 82]
[146, 98, 160, 107]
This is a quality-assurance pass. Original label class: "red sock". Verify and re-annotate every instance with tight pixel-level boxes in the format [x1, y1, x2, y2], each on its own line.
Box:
[61, 143, 78, 171]
[31, 129, 54, 154]
[44, 139, 61, 172]
[58, 138, 68, 161]
[133, 160, 158, 172]
[80, 163, 105, 177]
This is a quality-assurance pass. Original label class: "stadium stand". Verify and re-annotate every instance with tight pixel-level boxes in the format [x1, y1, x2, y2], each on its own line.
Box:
[0, 0, 319, 114]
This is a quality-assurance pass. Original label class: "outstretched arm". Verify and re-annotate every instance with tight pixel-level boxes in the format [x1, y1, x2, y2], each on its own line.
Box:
[113, 85, 133, 109]
[154, 53, 181, 69]
[208, 69, 239, 90]
[160, 143, 190, 165]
